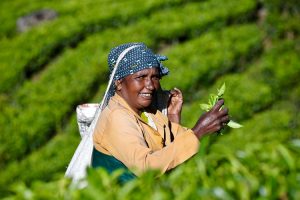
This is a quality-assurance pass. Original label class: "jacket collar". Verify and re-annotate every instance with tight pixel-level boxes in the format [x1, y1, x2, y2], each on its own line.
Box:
[110, 93, 165, 124]
[110, 93, 142, 119]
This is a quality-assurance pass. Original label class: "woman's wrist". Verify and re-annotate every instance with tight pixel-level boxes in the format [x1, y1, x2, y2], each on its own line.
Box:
[167, 113, 180, 116]
[168, 113, 181, 123]
[192, 127, 203, 139]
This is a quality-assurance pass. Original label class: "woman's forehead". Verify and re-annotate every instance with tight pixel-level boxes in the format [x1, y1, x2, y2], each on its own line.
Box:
[133, 67, 159, 75]
[123, 68, 159, 81]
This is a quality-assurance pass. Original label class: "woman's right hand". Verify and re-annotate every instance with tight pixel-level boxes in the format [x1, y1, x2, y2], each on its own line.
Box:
[192, 99, 229, 139]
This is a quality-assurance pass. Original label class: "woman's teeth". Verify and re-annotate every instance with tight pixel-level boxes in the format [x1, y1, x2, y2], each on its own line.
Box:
[140, 93, 152, 97]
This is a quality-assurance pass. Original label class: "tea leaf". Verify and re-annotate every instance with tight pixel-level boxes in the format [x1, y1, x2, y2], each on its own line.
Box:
[217, 82, 226, 97]
[199, 82, 242, 134]
[277, 144, 295, 170]
[227, 120, 243, 128]
[200, 103, 211, 111]
[210, 94, 218, 106]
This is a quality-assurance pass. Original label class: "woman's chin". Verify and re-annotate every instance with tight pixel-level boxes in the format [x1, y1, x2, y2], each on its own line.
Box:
[138, 99, 153, 109]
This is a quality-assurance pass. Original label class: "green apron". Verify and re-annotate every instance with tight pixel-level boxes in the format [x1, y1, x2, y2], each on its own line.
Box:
[91, 148, 136, 184]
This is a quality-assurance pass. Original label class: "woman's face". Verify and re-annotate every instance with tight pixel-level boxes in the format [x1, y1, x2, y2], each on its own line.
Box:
[116, 67, 161, 114]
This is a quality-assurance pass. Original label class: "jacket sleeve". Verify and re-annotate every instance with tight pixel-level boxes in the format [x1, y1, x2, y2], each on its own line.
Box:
[169, 121, 192, 138]
[101, 109, 200, 176]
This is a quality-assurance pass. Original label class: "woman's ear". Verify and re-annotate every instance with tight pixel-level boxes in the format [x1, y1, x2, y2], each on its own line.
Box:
[115, 80, 122, 91]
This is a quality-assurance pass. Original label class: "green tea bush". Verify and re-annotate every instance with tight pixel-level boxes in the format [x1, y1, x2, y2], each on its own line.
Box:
[5, 91, 300, 199]
[142, 0, 256, 43]
[221, 40, 300, 119]
[1, 0, 299, 199]
[0, 0, 257, 169]
[6, 105, 300, 199]
[161, 24, 262, 95]
[0, 0, 107, 38]
[262, 0, 300, 39]
[0, 119, 78, 196]
[0, 0, 188, 94]
[0, 85, 108, 196]
[248, 39, 300, 95]
[181, 40, 300, 125]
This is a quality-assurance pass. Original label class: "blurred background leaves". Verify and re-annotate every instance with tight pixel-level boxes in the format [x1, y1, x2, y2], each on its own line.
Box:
[0, 0, 299, 199]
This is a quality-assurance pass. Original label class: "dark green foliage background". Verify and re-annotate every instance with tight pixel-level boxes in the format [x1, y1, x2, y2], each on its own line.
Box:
[0, 0, 299, 199]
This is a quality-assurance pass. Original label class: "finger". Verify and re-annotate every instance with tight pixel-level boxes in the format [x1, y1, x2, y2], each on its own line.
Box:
[170, 88, 180, 96]
[174, 88, 183, 99]
[169, 88, 183, 100]
[221, 115, 230, 125]
[173, 87, 182, 94]
[219, 107, 229, 116]
[208, 117, 223, 130]
[211, 99, 224, 112]
[169, 89, 177, 96]
[169, 88, 179, 96]
[211, 122, 223, 133]
[199, 122, 221, 134]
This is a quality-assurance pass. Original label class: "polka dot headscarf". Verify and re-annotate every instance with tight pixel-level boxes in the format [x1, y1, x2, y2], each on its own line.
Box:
[103, 42, 169, 107]
[108, 42, 169, 79]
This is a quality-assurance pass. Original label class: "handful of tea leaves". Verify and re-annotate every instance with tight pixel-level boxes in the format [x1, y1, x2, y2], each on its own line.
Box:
[200, 83, 242, 131]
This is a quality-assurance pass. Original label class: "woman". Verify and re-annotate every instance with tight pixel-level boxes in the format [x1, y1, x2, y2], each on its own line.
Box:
[92, 42, 229, 182]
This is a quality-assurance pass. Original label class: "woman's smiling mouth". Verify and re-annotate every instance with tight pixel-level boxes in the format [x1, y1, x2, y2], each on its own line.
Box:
[139, 93, 153, 99]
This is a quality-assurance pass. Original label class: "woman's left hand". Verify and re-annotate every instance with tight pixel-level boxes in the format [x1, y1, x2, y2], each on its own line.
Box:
[167, 88, 183, 123]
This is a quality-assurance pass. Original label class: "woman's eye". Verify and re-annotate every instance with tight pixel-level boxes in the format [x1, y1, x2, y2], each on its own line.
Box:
[135, 75, 145, 80]
[152, 76, 161, 80]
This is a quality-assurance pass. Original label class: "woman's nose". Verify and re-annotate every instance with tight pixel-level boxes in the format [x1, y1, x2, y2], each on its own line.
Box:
[145, 78, 154, 90]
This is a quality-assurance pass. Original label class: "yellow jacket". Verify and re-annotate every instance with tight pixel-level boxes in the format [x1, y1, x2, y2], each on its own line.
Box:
[93, 94, 199, 176]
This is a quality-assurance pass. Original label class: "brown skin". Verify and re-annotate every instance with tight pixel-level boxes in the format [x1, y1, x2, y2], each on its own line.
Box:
[167, 88, 183, 123]
[192, 99, 229, 139]
[115, 68, 161, 115]
[115, 67, 229, 139]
